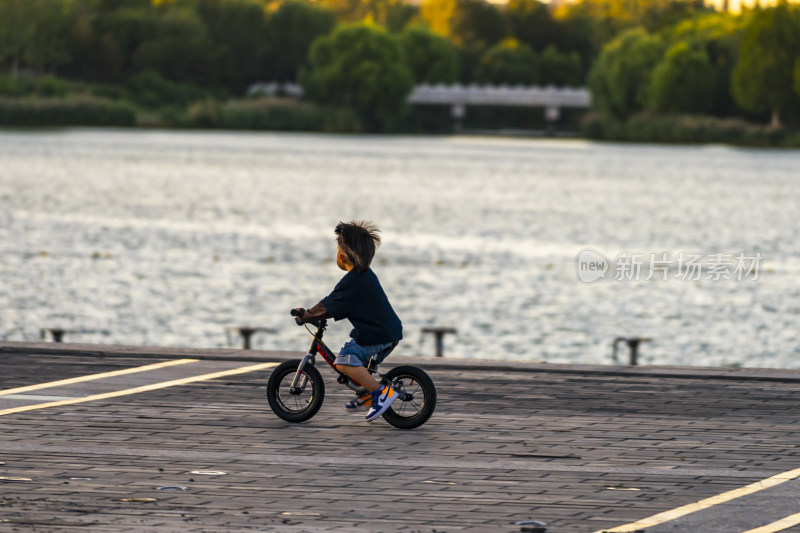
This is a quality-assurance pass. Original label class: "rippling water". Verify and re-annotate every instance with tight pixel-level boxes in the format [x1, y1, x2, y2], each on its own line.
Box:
[1, 129, 799, 367]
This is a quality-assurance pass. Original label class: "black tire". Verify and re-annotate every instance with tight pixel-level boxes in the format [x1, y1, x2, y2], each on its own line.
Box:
[266, 359, 325, 423]
[381, 365, 436, 429]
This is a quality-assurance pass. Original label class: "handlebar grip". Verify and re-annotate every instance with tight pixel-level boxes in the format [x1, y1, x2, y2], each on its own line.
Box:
[291, 308, 305, 325]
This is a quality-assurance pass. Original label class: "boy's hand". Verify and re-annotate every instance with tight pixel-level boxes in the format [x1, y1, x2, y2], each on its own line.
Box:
[291, 308, 306, 325]
[293, 302, 331, 324]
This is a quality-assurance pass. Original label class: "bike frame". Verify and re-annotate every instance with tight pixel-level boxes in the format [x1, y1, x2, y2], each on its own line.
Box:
[289, 319, 370, 395]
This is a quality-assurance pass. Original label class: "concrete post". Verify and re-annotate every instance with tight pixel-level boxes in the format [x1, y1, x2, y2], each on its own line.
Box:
[451, 104, 466, 133]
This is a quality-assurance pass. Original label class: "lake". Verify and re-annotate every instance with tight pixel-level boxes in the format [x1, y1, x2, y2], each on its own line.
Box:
[1, 129, 799, 367]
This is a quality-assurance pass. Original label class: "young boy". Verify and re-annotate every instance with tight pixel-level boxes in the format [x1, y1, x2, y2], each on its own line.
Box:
[295, 221, 403, 422]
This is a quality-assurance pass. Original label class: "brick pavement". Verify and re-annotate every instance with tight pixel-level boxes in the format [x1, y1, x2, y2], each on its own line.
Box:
[1, 344, 799, 532]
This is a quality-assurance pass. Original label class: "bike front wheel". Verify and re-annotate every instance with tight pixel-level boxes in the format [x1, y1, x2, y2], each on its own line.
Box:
[266, 359, 325, 423]
[382, 365, 436, 429]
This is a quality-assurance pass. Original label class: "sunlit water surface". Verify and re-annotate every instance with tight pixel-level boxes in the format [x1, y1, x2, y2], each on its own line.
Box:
[2, 129, 799, 367]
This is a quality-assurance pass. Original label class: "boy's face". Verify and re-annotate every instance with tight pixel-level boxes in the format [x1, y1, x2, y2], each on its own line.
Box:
[336, 245, 352, 271]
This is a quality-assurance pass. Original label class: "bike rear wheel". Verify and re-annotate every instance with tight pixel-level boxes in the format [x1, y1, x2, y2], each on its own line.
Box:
[381, 365, 436, 429]
[266, 359, 325, 423]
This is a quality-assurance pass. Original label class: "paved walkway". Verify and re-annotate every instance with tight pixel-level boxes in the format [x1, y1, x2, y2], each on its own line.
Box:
[1, 342, 799, 533]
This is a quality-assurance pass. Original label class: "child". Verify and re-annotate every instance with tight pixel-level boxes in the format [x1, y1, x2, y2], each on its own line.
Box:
[295, 220, 403, 422]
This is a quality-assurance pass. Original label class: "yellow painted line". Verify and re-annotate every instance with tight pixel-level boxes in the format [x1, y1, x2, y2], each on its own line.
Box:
[742, 513, 800, 533]
[0, 359, 198, 397]
[0, 362, 278, 416]
[596, 467, 800, 533]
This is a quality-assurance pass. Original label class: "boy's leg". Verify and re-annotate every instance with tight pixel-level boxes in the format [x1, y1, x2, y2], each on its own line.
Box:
[335, 340, 399, 420]
[334, 340, 382, 394]
[335, 364, 380, 392]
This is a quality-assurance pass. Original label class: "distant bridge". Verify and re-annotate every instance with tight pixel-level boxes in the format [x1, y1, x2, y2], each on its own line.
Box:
[248, 82, 591, 132]
[409, 83, 591, 132]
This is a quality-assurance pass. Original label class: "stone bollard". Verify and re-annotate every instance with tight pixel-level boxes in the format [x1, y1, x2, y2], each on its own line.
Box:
[227, 327, 273, 350]
[422, 327, 457, 358]
[613, 337, 651, 366]
[40, 328, 66, 342]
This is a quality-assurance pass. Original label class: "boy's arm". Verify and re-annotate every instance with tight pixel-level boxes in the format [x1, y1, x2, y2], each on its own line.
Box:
[297, 302, 332, 323]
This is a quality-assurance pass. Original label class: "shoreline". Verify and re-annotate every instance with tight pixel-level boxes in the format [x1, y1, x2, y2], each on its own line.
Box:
[2, 124, 799, 150]
[4, 340, 800, 381]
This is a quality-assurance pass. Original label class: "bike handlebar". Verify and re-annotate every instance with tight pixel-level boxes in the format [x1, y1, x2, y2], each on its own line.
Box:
[290, 308, 305, 326]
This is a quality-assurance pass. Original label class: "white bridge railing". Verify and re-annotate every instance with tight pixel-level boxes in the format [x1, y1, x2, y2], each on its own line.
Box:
[248, 82, 590, 108]
[247, 82, 591, 132]
[407, 83, 590, 108]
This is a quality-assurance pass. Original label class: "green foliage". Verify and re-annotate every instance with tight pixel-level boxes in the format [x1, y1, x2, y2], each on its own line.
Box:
[0, 95, 136, 126]
[86, 7, 153, 82]
[398, 24, 459, 84]
[192, 0, 271, 90]
[0, 75, 23, 96]
[551, 7, 604, 80]
[475, 38, 537, 85]
[667, 12, 744, 117]
[582, 111, 787, 146]
[185, 97, 361, 132]
[0, 0, 72, 75]
[450, 0, 506, 49]
[268, 1, 336, 82]
[795, 58, 800, 100]
[36, 75, 70, 97]
[132, 8, 216, 85]
[421, 0, 506, 49]
[318, 0, 416, 31]
[126, 70, 208, 108]
[2, 0, 798, 137]
[538, 45, 582, 86]
[648, 41, 715, 114]
[588, 27, 665, 119]
[506, 0, 559, 52]
[731, 4, 800, 126]
[300, 23, 414, 132]
[0, 74, 70, 97]
[639, 0, 709, 34]
[377, 0, 419, 33]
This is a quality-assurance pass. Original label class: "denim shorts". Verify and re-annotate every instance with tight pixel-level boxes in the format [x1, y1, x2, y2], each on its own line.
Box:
[335, 339, 398, 367]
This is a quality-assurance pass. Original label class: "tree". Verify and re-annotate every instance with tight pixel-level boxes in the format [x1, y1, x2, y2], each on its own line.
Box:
[61, 0, 121, 82]
[0, 0, 71, 77]
[505, 0, 559, 52]
[640, 0, 709, 34]
[21, 0, 72, 73]
[300, 23, 414, 131]
[668, 12, 744, 116]
[363, 0, 418, 32]
[132, 7, 217, 86]
[193, 0, 271, 91]
[588, 27, 665, 119]
[267, 1, 335, 83]
[550, 4, 604, 81]
[648, 41, 715, 114]
[731, 4, 800, 127]
[475, 38, 537, 85]
[398, 24, 459, 84]
[0, 0, 37, 77]
[538, 45, 582, 86]
[319, 0, 416, 31]
[795, 58, 800, 100]
[450, 0, 506, 49]
[89, 7, 154, 81]
[420, 0, 506, 49]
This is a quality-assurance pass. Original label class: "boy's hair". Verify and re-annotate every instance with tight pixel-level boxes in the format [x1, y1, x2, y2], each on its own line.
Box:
[335, 220, 381, 273]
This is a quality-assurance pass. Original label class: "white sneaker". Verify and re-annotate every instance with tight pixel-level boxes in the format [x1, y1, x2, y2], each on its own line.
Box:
[365, 385, 398, 422]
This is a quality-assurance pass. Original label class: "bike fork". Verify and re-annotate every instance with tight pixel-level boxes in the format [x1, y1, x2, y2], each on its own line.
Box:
[289, 353, 314, 394]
